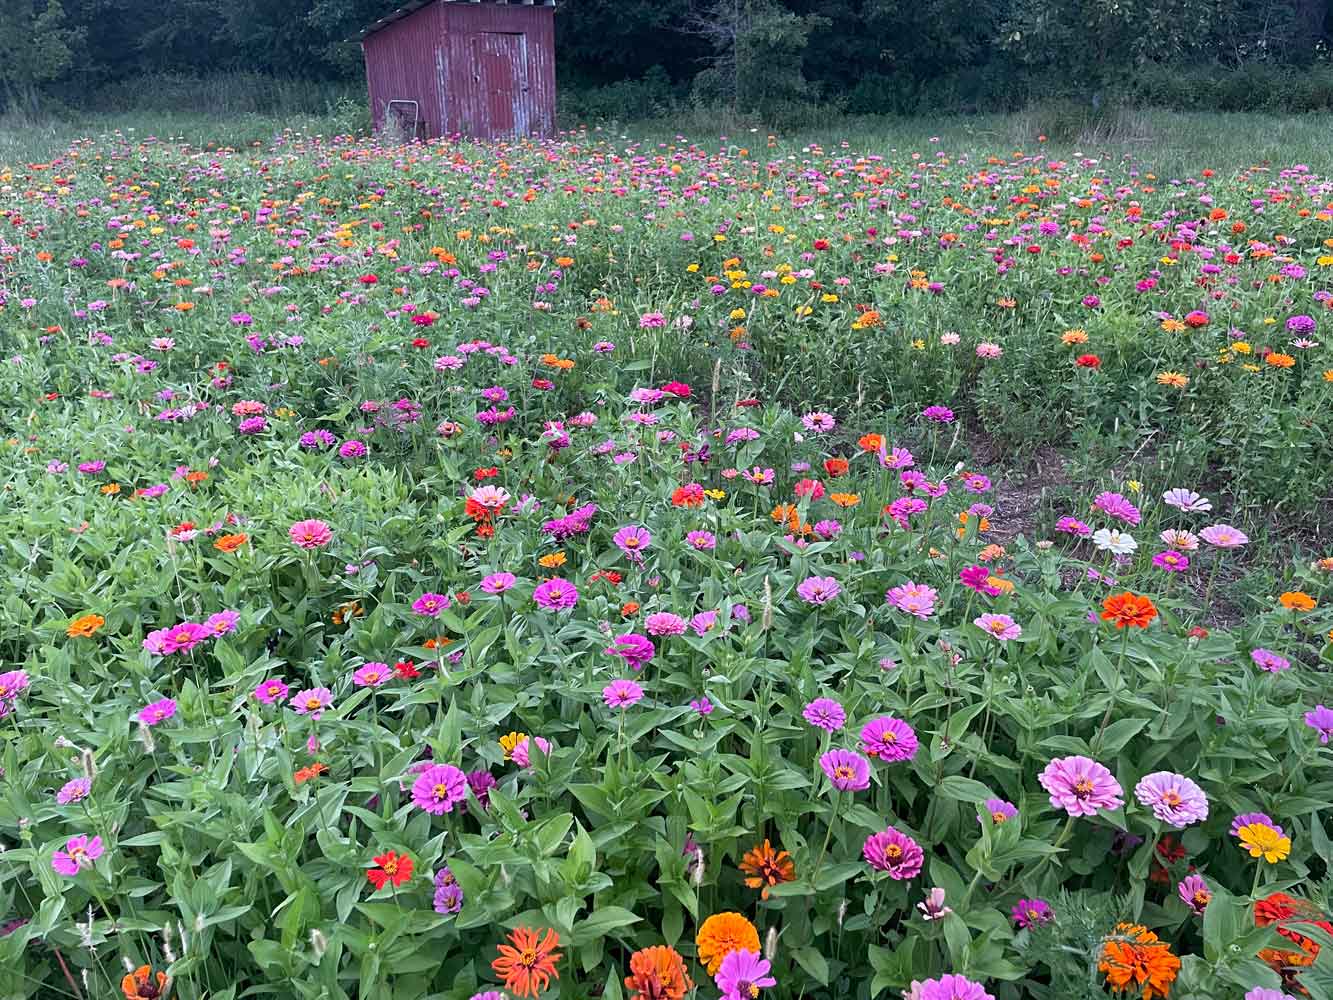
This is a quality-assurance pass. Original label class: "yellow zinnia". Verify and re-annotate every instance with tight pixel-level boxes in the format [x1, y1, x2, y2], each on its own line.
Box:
[1238, 822, 1291, 863]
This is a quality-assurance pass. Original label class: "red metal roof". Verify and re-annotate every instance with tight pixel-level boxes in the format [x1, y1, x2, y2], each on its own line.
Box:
[359, 0, 554, 40]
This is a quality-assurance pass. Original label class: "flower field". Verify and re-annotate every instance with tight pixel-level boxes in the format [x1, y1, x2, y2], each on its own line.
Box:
[0, 129, 1332, 1000]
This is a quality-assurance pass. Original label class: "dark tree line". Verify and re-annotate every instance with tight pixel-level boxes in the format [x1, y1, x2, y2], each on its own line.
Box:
[2, 0, 1329, 118]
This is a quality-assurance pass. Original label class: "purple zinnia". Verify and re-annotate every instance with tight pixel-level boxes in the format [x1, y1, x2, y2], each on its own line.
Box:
[863, 827, 923, 879]
[1305, 705, 1333, 743]
[885, 581, 938, 619]
[922, 405, 955, 424]
[980, 798, 1018, 825]
[796, 576, 841, 605]
[715, 949, 776, 1000]
[860, 716, 918, 762]
[56, 777, 92, 805]
[1251, 648, 1290, 673]
[1178, 873, 1211, 915]
[202, 610, 240, 637]
[820, 749, 871, 791]
[433, 865, 464, 914]
[803, 698, 846, 732]
[1133, 771, 1209, 828]
[411, 763, 468, 814]
[1038, 756, 1123, 816]
[911, 974, 996, 1000]
[612, 524, 652, 561]
[480, 572, 516, 594]
[467, 770, 496, 808]
[1200, 524, 1248, 548]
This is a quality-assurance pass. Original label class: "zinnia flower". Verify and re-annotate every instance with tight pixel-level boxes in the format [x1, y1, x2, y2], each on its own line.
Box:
[602, 679, 644, 709]
[1304, 705, 1333, 743]
[624, 945, 692, 1000]
[1038, 756, 1124, 816]
[863, 827, 924, 879]
[1200, 524, 1248, 548]
[1235, 818, 1291, 863]
[121, 966, 168, 1000]
[51, 833, 104, 876]
[1162, 488, 1211, 513]
[1251, 648, 1290, 673]
[820, 748, 871, 791]
[1178, 874, 1211, 915]
[981, 798, 1018, 825]
[491, 927, 562, 999]
[1092, 528, 1138, 555]
[802, 697, 845, 732]
[411, 763, 468, 814]
[796, 576, 841, 605]
[715, 949, 776, 1000]
[974, 613, 1021, 641]
[1012, 898, 1053, 928]
[1101, 592, 1158, 629]
[1133, 771, 1209, 828]
[532, 578, 579, 610]
[289, 518, 333, 549]
[696, 912, 760, 975]
[738, 840, 796, 899]
[1098, 922, 1180, 1000]
[289, 687, 333, 720]
[136, 698, 178, 726]
[605, 633, 655, 670]
[860, 716, 918, 762]
[907, 974, 995, 1000]
[56, 777, 92, 805]
[366, 851, 414, 890]
[885, 581, 938, 619]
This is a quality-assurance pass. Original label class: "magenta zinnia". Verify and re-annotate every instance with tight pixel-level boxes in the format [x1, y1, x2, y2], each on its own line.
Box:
[863, 827, 923, 879]
[859, 716, 918, 762]
[819, 749, 871, 791]
[411, 763, 468, 814]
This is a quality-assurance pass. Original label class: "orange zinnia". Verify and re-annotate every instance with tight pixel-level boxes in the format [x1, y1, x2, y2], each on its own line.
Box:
[538, 552, 566, 569]
[294, 762, 328, 784]
[1265, 352, 1295, 368]
[858, 433, 884, 453]
[829, 492, 860, 508]
[1101, 592, 1158, 629]
[492, 927, 562, 999]
[696, 912, 759, 975]
[1278, 591, 1315, 611]
[1098, 922, 1180, 999]
[624, 945, 692, 1000]
[122, 965, 168, 999]
[66, 613, 105, 638]
[214, 533, 248, 553]
[739, 839, 796, 899]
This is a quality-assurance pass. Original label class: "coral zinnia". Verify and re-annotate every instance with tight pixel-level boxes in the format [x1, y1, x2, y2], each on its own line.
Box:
[1254, 892, 1331, 988]
[366, 851, 413, 890]
[1100, 592, 1158, 629]
[122, 965, 168, 999]
[624, 944, 692, 1000]
[739, 839, 796, 899]
[492, 926, 562, 999]
[1098, 922, 1180, 1000]
[696, 912, 760, 975]
[66, 613, 105, 638]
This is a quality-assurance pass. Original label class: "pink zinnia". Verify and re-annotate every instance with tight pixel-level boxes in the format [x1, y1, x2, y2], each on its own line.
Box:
[885, 581, 938, 619]
[860, 716, 918, 762]
[863, 827, 923, 879]
[51, 834, 104, 877]
[480, 572, 516, 594]
[56, 777, 92, 805]
[612, 524, 652, 560]
[605, 633, 654, 670]
[532, 578, 579, 610]
[1091, 491, 1141, 526]
[959, 565, 1000, 595]
[412, 592, 450, 617]
[252, 677, 289, 704]
[160, 621, 208, 654]
[1251, 648, 1290, 673]
[974, 613, 1021, 641]
[353, 662, 392, 688]
[715, 949, 776, 1000]
[510, 735, 552, 768]
[136, 698, 178, 726]
[1152, 550, 1190, 573]
[1200, 524, 1248, 548]
[602, 679, 644, 709]
[202, 610, 240, 637]
[1038, 756, 1123, 816]
[289, 687, 333, 720]
[289, 519, 333, 549]
[645, 612, 687, 636]
[910, 974, 995, 1000]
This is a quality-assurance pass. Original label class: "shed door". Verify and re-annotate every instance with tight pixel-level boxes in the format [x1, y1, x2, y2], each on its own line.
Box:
[471, 32, 529, 138]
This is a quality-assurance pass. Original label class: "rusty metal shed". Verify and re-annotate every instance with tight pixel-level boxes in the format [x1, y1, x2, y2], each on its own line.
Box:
[360, 0, 556, 141]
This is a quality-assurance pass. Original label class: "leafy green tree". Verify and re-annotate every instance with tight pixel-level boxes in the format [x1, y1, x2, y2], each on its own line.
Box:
[0, 0, 85, 115]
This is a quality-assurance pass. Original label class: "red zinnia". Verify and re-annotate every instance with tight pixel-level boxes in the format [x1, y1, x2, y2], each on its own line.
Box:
[367, 851, 413, 890]
[1076, 354, 1102, 369]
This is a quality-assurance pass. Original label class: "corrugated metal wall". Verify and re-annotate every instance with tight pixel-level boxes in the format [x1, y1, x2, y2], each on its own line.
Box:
[442, 4, 555, 139]
[363, 1, 556, 142]
[362, 2, 448, 137]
